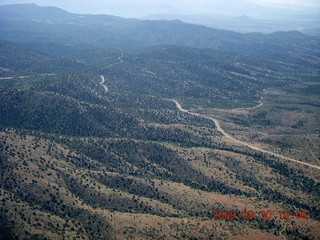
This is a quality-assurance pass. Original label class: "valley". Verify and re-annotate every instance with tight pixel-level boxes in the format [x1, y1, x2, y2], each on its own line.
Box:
[0, 3, 319, 240]
[171, 99, 320, 170]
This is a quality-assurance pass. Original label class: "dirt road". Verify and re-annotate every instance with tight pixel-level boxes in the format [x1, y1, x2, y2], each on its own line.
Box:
[279, 224, 287, 240]
[100, 75, 109, 92]
[171, 99, 320, 171]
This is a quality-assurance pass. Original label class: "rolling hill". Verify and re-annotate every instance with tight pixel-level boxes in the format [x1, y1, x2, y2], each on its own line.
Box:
[0, 4, 319, 240]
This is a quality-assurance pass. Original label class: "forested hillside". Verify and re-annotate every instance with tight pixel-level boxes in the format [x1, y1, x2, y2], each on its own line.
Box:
[0, 4, 319, 240]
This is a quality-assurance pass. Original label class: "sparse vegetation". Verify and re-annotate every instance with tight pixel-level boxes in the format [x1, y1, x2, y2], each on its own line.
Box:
[0, 3, 319, 240]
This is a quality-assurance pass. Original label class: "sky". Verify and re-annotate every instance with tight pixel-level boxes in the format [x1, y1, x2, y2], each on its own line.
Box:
[256, 0, 318, 5]
[0, 0, 319, 17]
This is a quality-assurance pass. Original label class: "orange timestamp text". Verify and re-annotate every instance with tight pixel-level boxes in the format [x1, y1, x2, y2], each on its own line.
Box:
[212, 209, 308, 220]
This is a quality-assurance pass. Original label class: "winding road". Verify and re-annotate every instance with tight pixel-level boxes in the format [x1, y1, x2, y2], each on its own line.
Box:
[171, 99, 320, 171]
[97, 54, 319, 171]
[279, 224, 287, 240]
[100, 75, 109, 92]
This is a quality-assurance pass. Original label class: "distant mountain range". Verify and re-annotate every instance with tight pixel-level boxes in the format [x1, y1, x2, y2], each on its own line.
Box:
[142, 12, 320, 36]
[1, 1, 319, 36]
[0, 4, 319, 53]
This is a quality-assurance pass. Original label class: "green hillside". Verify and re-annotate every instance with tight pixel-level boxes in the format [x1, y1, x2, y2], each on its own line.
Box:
[0, 4, 319, 240]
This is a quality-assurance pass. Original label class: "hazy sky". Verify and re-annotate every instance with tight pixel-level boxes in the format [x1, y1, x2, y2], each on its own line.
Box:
[0, 0, 319, 17]
[256, 0, 318, 5]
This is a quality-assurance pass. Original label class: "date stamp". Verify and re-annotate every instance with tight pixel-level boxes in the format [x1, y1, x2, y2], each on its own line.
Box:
[212, 209, 309, 220]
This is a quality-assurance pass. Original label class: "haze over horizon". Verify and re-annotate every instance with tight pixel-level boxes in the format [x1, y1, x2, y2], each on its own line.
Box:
[0, 0, 319, 17]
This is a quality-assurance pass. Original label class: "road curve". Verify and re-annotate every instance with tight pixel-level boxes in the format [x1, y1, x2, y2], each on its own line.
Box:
[100, 75, 109, 92]
[171, 99, 320, 171]
[279, 224, 287, 240]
